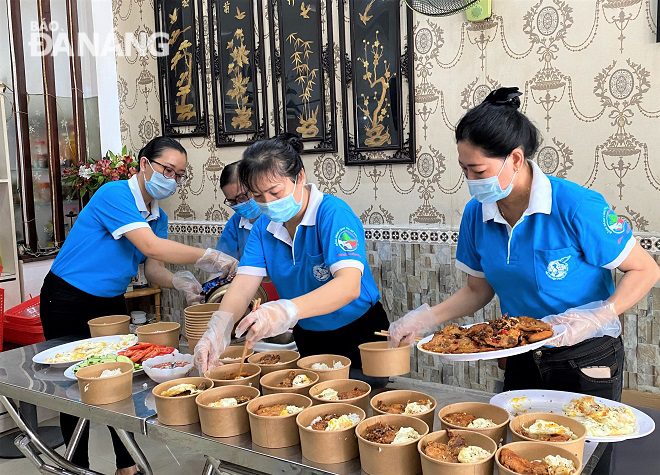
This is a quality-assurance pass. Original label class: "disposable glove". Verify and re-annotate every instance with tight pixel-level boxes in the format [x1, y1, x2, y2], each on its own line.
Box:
[193, 310, 234, 374]
[541, 300, 621, 347]
[234, 299, 299, 348]
[387, 303, 437, 348]
[171, 270, 204, 306]
[194, 248, 238, 276]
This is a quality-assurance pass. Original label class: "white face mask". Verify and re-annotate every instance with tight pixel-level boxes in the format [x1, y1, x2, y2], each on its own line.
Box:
[466, 156, 517, 204]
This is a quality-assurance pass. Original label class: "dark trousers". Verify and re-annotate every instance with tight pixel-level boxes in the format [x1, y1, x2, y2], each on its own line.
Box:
[292, 301, 389, 368]
[40, 271, 136, 469]
[503, 335, 625, 401]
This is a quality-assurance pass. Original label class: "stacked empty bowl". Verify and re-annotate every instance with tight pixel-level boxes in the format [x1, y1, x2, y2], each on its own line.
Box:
[183, 303, 220, 352]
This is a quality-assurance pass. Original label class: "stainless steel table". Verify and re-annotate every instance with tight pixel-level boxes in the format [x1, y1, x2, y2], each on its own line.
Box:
[0, 339, 606, 475]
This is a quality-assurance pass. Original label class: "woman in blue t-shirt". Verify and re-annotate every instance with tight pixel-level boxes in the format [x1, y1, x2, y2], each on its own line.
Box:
[194, 134, 388, 373]
[40, 136, 237, 475]
[215, 160, 261, 260]
[387, 88, 659, 402]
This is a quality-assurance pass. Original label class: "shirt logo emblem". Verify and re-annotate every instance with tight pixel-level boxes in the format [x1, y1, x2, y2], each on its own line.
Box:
[313, 263, 330, 282]
[546, 256, 570, 280]
[602, 208, 626, 234]
[335, 227, 359, 252]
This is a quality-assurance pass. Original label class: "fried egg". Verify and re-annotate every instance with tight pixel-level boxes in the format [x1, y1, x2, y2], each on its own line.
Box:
[280, 405, 304, 416]
[468, 417, 497, 429]
[325, 414, 360, 431]
[544, 454, 577, 475]
[392, 427, 421, 444]
[457, 445, 491, 463]
[404, 400, 432, 414]
[525, 420, 577, 440]
[292, 374, 311, 387]
[160, 383, 201, 398]
[317, 388, 339, 401]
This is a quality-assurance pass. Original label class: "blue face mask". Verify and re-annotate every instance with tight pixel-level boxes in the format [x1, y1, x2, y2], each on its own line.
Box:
[230, 198, 261, 220]
[466, 156, 518, 204]
[257, 179, 304, 223]
[145, 161, 178, 200]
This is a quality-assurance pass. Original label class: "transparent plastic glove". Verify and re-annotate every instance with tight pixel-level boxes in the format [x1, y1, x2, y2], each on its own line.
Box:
[171, 270, 204, 306]
[193, 310, 234, 374]
[541, 300, 621, 347]
[387, 303, 437, 348]
[234, 299, 299, 348]
[194, 248, 238, 277]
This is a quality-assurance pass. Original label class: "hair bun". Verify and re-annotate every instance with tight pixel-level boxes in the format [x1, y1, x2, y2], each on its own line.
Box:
[276, 132, 304, 154]
[483, 87, 522, 109]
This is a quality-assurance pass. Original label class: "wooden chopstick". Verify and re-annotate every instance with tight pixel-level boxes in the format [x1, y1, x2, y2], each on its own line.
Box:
[237, 298, 261, 375]
[374, 330, 423, 342]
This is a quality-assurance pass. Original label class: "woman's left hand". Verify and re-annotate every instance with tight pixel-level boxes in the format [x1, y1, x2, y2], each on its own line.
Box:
[171, 270, 204, 306]
[235, 299, 299, 348]
[541, 300, 621, 347]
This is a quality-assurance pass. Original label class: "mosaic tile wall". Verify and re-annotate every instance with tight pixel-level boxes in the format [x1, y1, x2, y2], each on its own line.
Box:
[163, 224, 660, 394]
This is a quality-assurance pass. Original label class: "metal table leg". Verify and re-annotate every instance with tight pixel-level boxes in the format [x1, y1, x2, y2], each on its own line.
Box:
[0, 396, 99, 475]
[0, 401, 64, 459]
[15, 434, 82, 475]
[201, 457, 215, 475]
[64, 418, 88, 461]
[115, 428, 153, 475]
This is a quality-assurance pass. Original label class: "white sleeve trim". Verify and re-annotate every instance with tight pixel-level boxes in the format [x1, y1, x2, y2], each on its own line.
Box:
[236, 266, 268, 277]
[603, 235, 636, 270]
[112, 222, 150, 240]
[455, 260, 485, 278]
[329, 259, 364, 276]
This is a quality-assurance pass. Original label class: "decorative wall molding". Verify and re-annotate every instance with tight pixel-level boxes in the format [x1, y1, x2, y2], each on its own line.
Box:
[167, 220, 660, 252]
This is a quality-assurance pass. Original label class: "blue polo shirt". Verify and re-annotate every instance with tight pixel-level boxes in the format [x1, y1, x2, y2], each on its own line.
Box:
[456, 160, 635, 319]
[216, 213, 253, 260]
[236, 184, 381, 331]
[51, 176, 168, 297]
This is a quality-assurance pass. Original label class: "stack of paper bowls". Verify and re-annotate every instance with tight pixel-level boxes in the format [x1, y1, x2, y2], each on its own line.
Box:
[183, 303, 220, 352]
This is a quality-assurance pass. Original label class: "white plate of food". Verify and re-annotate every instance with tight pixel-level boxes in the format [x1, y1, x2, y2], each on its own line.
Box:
[489, 389, 655, 442]
[416, 317, 565, 362]
[33, 334, 137, 368]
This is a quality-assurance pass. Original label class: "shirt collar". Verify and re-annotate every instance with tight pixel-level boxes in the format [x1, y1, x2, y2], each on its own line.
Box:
[265, 183, 322, 246]
[482, 159, 552, 223]
[238, 216, 253, 230]
[128, 174, 160, 221]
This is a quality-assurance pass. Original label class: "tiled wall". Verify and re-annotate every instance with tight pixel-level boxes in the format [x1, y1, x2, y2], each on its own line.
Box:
[164, 223, 660, 394]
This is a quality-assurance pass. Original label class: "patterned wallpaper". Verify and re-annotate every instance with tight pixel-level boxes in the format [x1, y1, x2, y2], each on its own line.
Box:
[112, 0, 660, 234]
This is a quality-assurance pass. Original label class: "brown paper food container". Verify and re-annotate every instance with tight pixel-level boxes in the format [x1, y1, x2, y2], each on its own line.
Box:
[495, 441, 583, 475]
[152, 377, 213, 426]
[184, 303, 221, 315]
[87, 315, 130, 337]
[418, 429, 497, 475]
[217, 345, 255, 364]
[359, 341, 411, 377]
[248, 350, 300, 375]
[309, 379, 371, 412]
[438, 402, 509, 446]
[371, 389, 437, 431]
[187, 337, 200, 353]
[137, 322, 181, 349]
[356, 414, 430, 475]
[296, 402, 366, 464]
[76, 361, 134, 405]
[509, 412, 587, 462]
[204, 363, 261, 389]
[247, 393, 313, 448]
[259, 369, 319, 396]
[296, 354, 351, 382]
[196, 385, 261, 437]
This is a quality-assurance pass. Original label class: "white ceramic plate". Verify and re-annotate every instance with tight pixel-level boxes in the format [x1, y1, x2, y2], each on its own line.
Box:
[33, 335, 138, 368]
[63, 363, 144, 381]
[416, 323, 565, 362]
[489, 389, 655, 442]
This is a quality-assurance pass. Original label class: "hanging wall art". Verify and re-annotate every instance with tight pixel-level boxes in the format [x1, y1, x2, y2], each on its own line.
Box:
[155, 0, 209, 137]
[339, 0, 415, 165]
[268, 0, 337, 154]
[208, 0, 269, 146]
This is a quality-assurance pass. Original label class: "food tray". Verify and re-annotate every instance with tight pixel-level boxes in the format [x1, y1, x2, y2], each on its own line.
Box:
[32, 334, 137, 368]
